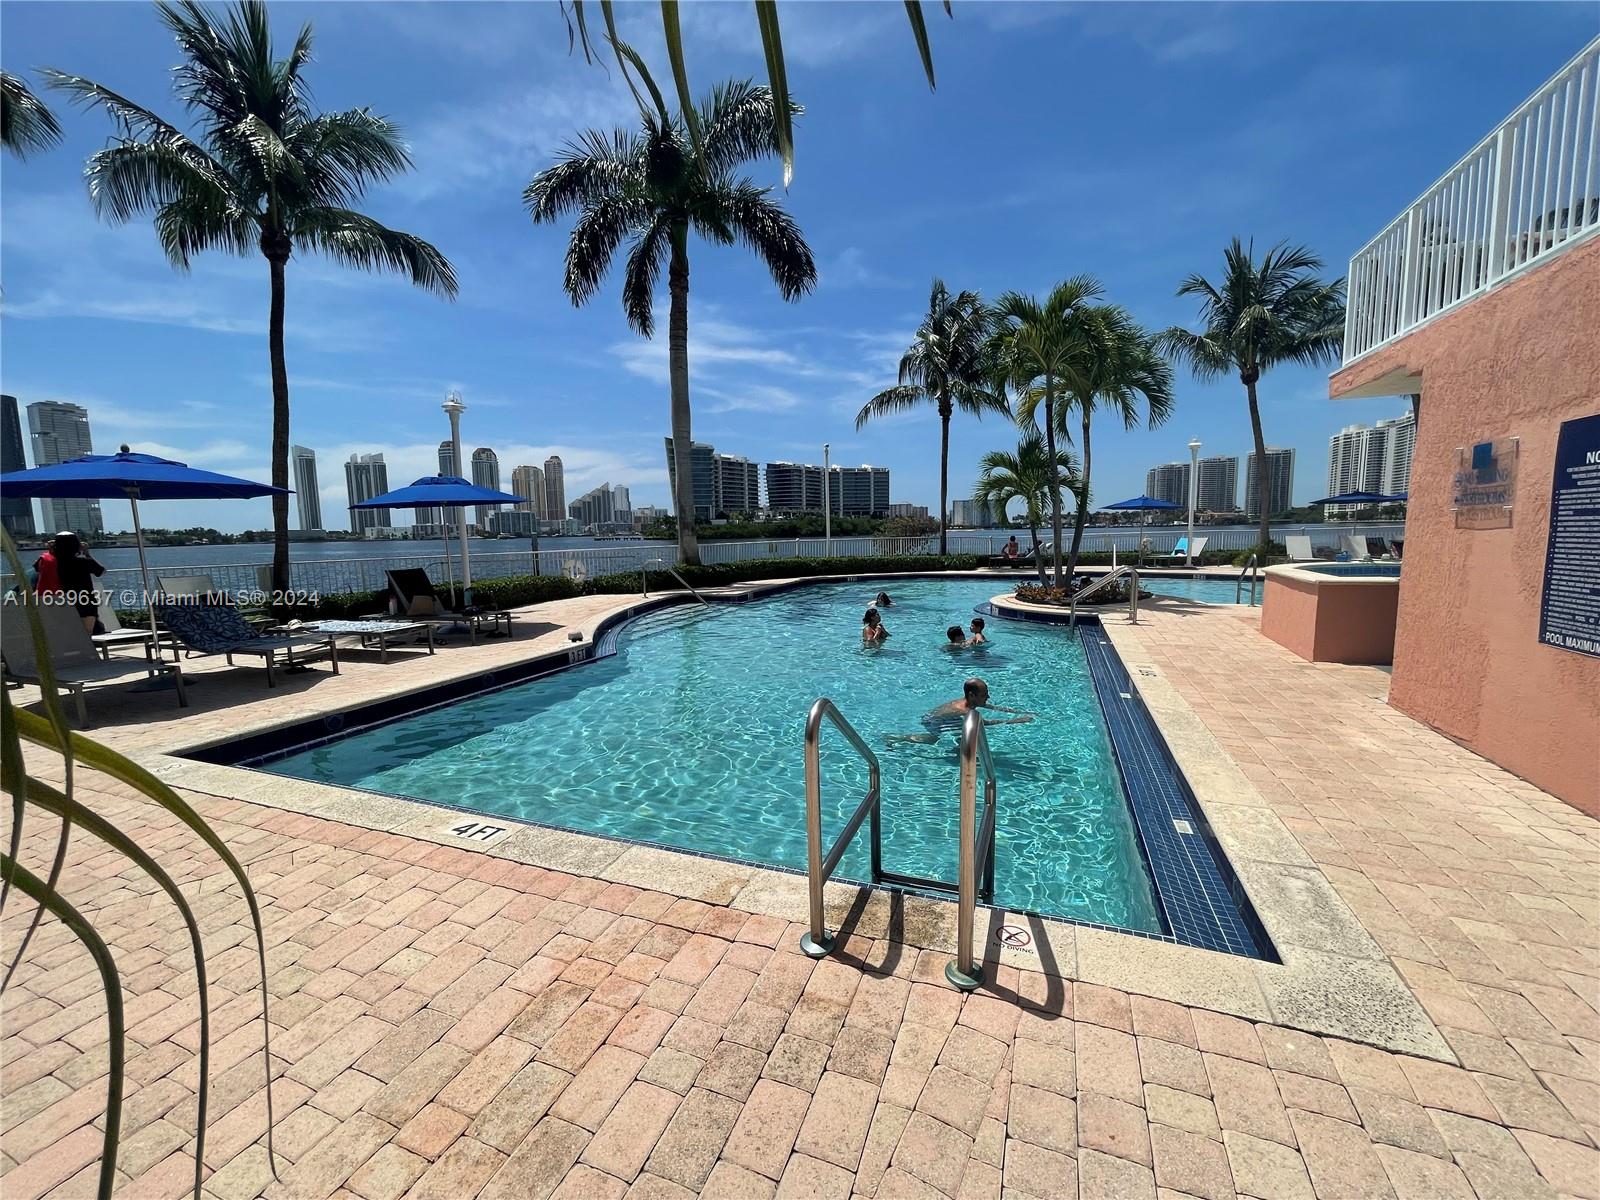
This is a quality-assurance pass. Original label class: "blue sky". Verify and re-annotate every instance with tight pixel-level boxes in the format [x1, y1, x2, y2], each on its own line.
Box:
[2, 2, 1594, 532]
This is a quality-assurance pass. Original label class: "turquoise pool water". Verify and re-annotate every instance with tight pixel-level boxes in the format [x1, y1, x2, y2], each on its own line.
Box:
[267, 578, 1163, 933]
[1143, 577, 1247, 604]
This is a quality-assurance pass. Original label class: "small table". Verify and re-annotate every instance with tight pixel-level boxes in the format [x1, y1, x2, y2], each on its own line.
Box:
[271, 619, 435, 662]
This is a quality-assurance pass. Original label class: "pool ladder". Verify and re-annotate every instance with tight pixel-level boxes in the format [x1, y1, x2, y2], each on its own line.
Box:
[800, 698, 997, 991]
[1067, 565, 1141, 627]
[1235, 553, 1261, 606]
[640, 558, 709, 605]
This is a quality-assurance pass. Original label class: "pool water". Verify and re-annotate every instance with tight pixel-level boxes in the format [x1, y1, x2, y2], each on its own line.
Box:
[267, 578, 1164, 933]
[1143, 577, 1249, 604]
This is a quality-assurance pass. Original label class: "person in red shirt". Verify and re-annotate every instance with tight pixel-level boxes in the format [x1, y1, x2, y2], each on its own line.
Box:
[32, 532, 107, 634]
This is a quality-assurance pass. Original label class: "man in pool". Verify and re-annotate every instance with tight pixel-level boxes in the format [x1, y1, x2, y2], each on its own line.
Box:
[886, 678, 1034, 745]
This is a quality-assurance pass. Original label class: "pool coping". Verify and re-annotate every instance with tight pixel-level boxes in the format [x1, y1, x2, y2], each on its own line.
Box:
[145, 572, 1452, 1062]
[1264, 562, 1403, 586]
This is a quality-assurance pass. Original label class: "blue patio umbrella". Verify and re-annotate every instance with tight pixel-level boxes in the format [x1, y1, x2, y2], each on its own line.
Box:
[353, 475, 527, 604]
[1309, 491, 1403, 506]
[1, 446, 286, 643]
[1101, 495, 1184, 566]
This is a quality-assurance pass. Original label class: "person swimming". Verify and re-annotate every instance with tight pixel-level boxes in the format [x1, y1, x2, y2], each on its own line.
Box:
[862, 607, 888, 645]
[943, 624, 967, 648]
[886, 678, 1034, 745]
[967, 617, 988, 645]
[873, 591, 893, 607]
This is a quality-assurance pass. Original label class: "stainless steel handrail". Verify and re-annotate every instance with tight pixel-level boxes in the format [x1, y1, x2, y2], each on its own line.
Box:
[947, 709, 999, 991]
[1235, 553, 1260, 606]
[641, 558, 709, 604]
[1069, 565, 1141, 627]
[800, 698, 883, 958]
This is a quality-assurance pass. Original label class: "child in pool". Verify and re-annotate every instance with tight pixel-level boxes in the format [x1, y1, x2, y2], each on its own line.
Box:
[862, 607, 889, 644]
[967, 617, 988, 645]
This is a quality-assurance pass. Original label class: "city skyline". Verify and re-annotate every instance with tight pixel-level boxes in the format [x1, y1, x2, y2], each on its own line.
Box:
[5, 7, 1577, 534]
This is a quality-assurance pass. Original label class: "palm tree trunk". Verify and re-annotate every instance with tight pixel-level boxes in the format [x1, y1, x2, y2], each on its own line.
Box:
[1042, 376, 1064, 585]
[1246, 375, 1271, 551]
[938, 397, 951, 556]
[1029, 519, 1046, 585]
[1066, 411, 1091, 581]
[265, 245, 291, 602]
[667, 225, 700, 567]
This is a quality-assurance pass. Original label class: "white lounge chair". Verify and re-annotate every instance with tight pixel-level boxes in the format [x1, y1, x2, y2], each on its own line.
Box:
[2, 597, 187, 722]
[1284, 535, 1315, 562]
[1164, 536, 1208, 561]
[92, 605, 167, 660]
[156, 573, 223, 600]
[1341, 534, 1371, 561]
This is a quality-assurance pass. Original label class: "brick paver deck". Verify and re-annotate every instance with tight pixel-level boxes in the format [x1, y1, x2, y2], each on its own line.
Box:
[2, 596, 1596, 1199]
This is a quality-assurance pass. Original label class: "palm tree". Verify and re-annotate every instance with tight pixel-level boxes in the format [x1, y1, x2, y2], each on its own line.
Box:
[972, 432, 1078, 584]
[1, 70, 62, 158]
[527, 73, 816, 567]
[1159, 238, 1345, 551]
[1017, 305, 1174, 580]
[990, 278, 1102, 582]
[47, 1, 457, 596]
[857, 280, 1006, 556]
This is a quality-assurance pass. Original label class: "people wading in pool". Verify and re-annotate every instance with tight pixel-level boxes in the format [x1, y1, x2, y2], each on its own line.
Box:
[872, 591, 893, 607]
[941, 624, 968, 651]
[967, 617, 989, 645]
[862, 607, 889, 645]
[886, 678, 1034, 746]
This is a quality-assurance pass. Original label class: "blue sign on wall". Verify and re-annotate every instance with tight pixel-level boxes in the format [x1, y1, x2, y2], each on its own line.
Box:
[1538, 412, 1600, 658]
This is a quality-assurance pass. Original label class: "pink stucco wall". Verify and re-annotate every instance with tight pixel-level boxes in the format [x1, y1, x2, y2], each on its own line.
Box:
[1261, 570, 1399, 665]
[1330, 237, 1600, 816]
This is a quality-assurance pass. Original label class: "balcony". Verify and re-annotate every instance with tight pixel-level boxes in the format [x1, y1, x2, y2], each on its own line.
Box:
[1342, 37, 1599, 368]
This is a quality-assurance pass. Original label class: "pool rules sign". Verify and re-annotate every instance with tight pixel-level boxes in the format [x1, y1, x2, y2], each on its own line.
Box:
[1539, 413, 1600, 658]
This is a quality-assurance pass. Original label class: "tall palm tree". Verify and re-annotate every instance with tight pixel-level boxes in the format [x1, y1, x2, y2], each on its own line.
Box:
[1, 70, 62, 158]
[47, 1, 457, 595]
[990, 278, 1102, 582]
[857, 279, 1006, 556]
[972, 431, 1078, 584]
[527, 73, 815, 567]
[1159, 238, 1345, 550]
[1018, 305, 1174, 580]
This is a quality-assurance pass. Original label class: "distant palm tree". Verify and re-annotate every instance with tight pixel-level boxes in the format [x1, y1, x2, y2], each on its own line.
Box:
[46, 1, 457, 595]
[1018, 305, 1173, 580]
[990, 278, 1102, 582]
[857, 280, 1006, 556]
[527, 73, 815, 567]
[1, 70, 62, 158]
[1159, 239, 1345, 551]
[973, 431, 1079, 584]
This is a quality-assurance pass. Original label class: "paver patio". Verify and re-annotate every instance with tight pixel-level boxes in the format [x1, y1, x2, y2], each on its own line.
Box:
[2, 591, 1596, 1199]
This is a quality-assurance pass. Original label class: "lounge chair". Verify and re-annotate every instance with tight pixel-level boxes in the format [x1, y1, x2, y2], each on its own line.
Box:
[2, 597, 186, 722]
[385, 568, 512, 642]
[1340, 534, 1372, 561]
[1365, 536, 1392, 559]
[1284, 535, 1315, 562]
[157, 599, 339, 687]
[1389, 538, 1404, 560]
[92, 605, 169, 661]
[1162, 536, 1208, 562]
[157, 573, 224, 601]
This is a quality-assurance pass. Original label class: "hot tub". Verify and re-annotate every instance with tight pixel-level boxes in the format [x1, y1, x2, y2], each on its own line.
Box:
[1260, 562, 1401, 664]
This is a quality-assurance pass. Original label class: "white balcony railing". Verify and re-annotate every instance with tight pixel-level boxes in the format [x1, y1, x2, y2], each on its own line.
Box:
[1343, 37, 1600, 366]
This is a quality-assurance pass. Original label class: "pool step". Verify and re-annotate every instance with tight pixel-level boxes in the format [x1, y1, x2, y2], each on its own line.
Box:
[621, 604, 721, 642]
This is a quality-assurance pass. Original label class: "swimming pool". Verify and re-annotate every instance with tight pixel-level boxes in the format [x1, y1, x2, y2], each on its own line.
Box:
[261, 578, 1171, 933]
[1143, 577, 1249, 604]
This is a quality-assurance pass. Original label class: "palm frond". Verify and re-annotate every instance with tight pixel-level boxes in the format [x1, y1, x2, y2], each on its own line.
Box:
[292, 206, 459, 297]
[856, 384, 929, 429]
[659, 1, 704, 156]
[753, 1, 794, 186]
[715, 183, 816, 300]
[697, 80, 790, 178]
[620, 216, 671, 336]
[291, 109, 413, 205]
[1, 71, 63, 158]
[555, 195, 644, 306]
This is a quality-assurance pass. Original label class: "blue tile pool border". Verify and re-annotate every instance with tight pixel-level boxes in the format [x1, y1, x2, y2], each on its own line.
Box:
[182, 571, 1271, 960]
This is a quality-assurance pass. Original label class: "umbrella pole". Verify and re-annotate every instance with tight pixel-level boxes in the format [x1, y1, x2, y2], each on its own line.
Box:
[128, 495, 161, 653]
[459, 507, 473, 607]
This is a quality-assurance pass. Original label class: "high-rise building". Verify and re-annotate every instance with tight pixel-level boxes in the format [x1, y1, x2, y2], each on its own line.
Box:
[291, 445, 323, 531]
[1245, 448, 1295, 519]
[664, 438, 717, 519]
[510, 464, 546, 518]
[611, 484, 631, 523]
[568, 483, 616, 528]
[1325, 413, 1415, 515]
[437, 440, 457, 476]
[1, 395, 36, 539]
[949, 499, 992, 527]
[1145, 462, 1189, 506]
[344, 453, 391, 532]
[543, 455, 566, 523]
[1196, 456, 1240, 512]
[26, 401, 103, 535]
[886, 502, 930, 519]
[764, 461, 825, 514]
[714, 454, 761, 515]
[829, 465, 891, 516]
[471, 447, 501, 529]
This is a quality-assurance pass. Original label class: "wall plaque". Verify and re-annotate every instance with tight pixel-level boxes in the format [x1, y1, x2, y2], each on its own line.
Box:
[1538, 412, 1600, 659]
[1453, 437, 1518, 528]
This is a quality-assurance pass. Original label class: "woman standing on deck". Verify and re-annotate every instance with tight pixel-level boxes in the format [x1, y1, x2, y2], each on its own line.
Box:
[32, 531, 107, 633]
